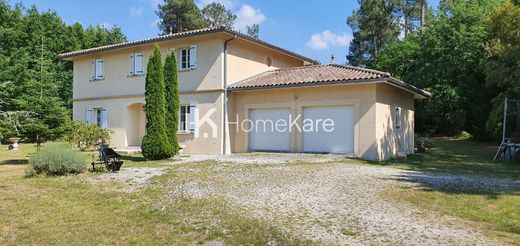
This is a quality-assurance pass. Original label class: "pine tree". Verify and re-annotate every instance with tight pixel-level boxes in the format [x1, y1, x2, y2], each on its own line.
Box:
[201, 2, 236, 28]
[246, 24, 260, 38]
[156, 0, 206, 34]
[346, 0, 401, 66]
[141, 45, 174, 160]
[164, 51, 180, 154]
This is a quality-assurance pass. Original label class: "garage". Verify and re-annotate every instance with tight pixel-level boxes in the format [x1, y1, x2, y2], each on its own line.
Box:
[248, 108, 291, 152]
[302, 106, 354, 154]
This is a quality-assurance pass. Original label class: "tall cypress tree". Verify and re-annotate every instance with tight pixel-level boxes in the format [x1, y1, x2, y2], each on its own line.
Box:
[164, 51, 180, 154]
[141, 45, 173, 160]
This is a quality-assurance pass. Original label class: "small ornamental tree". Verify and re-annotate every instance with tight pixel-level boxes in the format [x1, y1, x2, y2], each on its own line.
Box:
[164, 51, 180, 154]
[141, 45, 173, 160]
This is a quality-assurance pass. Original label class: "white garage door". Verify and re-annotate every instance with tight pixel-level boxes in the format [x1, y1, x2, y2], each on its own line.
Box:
[303, 106, 354, 154]
[249, 108, 291, 152]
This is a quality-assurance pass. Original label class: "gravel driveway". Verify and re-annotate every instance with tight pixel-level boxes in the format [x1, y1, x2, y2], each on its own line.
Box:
[163, 154, 520, 245]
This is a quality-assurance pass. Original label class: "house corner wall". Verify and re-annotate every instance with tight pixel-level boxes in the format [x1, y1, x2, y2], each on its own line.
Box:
[375, 83, 415, 160]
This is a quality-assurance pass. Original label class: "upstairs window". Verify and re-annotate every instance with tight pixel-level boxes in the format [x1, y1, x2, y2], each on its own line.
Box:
[129, 53, 144, 76]
[91, 59, 104, 80]
[179, 45, 197, 70]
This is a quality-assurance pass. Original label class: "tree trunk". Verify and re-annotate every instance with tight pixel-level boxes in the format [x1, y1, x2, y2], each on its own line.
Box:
[420, 0, 426, 27]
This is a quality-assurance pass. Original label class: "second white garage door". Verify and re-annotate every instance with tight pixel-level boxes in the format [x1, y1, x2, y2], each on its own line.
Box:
[303, 106, 354, 154]
[249, 108, 291, 152]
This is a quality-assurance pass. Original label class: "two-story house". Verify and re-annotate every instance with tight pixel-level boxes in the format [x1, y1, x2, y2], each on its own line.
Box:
[58, 26, 430, 160]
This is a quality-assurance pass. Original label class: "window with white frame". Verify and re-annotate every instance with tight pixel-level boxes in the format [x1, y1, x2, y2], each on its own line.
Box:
[85, 108, 108, 129]
[129, 53, 144, 75]
[91, 59, 104, 80]
[178, 105, 198, 132]
[395, 107, 402, 129]
[179, 45, 197, 70]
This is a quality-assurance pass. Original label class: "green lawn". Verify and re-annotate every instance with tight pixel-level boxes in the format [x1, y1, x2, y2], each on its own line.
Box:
[385, 137, 520, 179]
[0, 144, 304, 245]
[383, 138, 520, 244]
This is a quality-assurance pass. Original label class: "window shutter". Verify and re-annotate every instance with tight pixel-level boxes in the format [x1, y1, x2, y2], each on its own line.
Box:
[91, 61, 95, 80]
[189, 45, 197, 69]
[85, 108, 93, 124]
[135, 53, 143, 74]
[101, 109, 108, 129]
[95, 59, 103, 79]
[129, 55, 134, 75]
[189, 105, 198, 132]
[178, 107, 182, 131]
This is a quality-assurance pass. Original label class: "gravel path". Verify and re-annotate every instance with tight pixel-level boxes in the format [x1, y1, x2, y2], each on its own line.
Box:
[89, 167, 165, 192]
[169, 152, 352, 165]
[163, 156, 520, 245]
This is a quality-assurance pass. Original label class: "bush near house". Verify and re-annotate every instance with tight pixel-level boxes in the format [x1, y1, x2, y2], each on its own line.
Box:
[141, 45, 174, 160]
[164, 50, 180, 154]
[26, 142, 86, 176]
[63, 121, 111, 151]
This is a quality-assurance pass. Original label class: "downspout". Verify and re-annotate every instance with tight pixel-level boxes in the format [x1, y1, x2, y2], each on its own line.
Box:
[223, 34, 236, 155]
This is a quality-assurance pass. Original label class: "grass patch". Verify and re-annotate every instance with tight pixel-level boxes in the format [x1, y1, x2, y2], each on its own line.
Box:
[0, 144, 310, 245]
[382, 138, 520, 244]
[385, 187, 520, 244]
[385, 138, 520, 179]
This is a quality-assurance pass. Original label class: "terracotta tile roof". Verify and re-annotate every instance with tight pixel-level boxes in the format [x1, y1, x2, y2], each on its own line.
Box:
[227, 64, 432, 98]
[57, 26, 318, 64]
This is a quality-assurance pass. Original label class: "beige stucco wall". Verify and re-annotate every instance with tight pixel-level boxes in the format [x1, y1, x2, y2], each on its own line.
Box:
[228, 84, 379, 160]
[73, 97, 146, 148]
[72, 35, 226, 101]
[375, 83, 415, 160]
[226, 40, 304, 84]
[72, 92, 224, 154]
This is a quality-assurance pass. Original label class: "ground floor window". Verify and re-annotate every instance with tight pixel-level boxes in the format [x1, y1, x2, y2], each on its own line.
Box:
[178, 105, 197, 132]
[85, 108, 108, 129]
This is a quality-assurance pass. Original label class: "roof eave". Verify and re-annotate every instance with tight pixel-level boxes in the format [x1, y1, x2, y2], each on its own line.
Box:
[386, 78, 432, 99]
[228, 77, 432, 99]
[57, 27, 318, 64]
[227, 78, 386, 91]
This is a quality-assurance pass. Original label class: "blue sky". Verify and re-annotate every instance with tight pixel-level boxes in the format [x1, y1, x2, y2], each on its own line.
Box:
[14, 0, 439, 63]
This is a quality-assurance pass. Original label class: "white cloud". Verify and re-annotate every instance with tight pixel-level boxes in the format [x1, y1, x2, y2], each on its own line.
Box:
[196, 0, 235, 9]
[129, 6, 144, 18]
[100, 23, 112, 29]
[306, 30, 352, 51]
[234, 4, 266, 32]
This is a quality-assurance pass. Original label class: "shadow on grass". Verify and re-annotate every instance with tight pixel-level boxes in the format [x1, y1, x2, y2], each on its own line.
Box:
[0, 159, 28, 165]
[387, 171, 520, 199]
[120, 155, 146, 162]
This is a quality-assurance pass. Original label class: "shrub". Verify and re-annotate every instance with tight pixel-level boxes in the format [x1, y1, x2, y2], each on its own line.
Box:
[27, 142, 86, 176]
[63, 121, 111, 151]
[141, 45, 174, 160]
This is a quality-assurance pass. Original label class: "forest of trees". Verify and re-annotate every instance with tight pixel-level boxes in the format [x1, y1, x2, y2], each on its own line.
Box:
[347, 0, 520, 140]
[0, 2, 126, 143]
